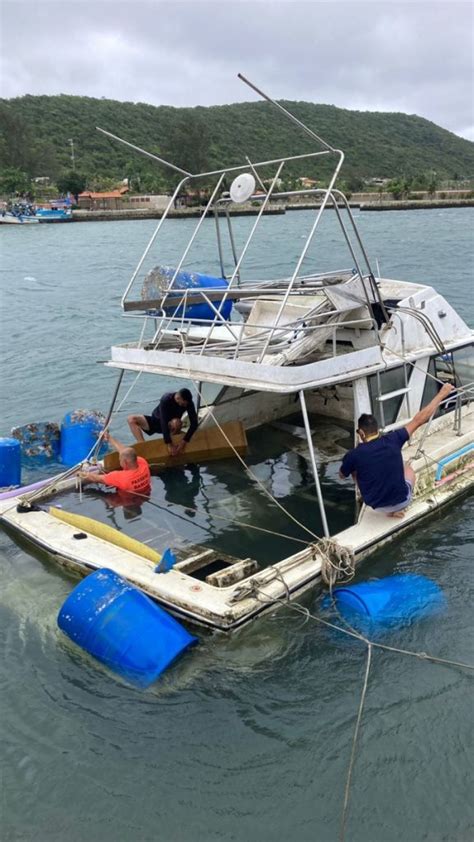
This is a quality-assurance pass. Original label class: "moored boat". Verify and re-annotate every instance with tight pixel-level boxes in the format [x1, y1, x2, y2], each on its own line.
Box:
[0, 202, 39, 224]
[1, 75, 472, 631]
[35, 207, 73, 222]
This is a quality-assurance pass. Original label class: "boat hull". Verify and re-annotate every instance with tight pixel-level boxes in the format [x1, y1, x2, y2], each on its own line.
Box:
[0, 214, 39, 224]
[1, 420, 472, 631]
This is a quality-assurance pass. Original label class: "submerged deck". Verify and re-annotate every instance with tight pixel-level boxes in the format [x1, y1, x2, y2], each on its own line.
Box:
[0, 408, 472, 631]
[34, 419, 356, 566]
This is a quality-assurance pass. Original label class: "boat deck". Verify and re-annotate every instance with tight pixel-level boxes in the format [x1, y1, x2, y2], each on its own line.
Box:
[1, 411, 472, 631]
[38, 419, 356, 566]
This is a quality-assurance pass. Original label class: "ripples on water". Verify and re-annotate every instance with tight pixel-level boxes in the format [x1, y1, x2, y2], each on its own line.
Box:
[1, 211, 473, 841]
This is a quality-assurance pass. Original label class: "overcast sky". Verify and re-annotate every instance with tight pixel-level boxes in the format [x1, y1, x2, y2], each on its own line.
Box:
[1, 0, 473, 140]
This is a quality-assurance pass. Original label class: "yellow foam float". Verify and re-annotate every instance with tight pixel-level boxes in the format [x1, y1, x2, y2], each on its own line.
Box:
[49, 506, 162, 565]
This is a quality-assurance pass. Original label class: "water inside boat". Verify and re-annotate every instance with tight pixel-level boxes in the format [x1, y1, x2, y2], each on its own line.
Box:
[39, 415, 354, 569]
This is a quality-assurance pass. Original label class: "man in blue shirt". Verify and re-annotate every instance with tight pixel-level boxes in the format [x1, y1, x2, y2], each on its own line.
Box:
[128, 388, 198, 456]
[339, 382, 454, 517]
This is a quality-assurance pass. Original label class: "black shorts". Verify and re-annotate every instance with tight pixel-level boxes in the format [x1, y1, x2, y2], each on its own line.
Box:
[143, 415, 163, 436]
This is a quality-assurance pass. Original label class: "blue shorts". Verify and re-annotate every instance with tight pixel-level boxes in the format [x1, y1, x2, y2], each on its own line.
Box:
[375, 480, 414, 513]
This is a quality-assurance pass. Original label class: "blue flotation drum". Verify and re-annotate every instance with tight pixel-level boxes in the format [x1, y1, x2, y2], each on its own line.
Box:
[60, 409, 105, 466]
[325, 573, 445, 630]
[0, 437, 21, 487]
[58, 568, 197, 687]
[142, 265, 232, 322]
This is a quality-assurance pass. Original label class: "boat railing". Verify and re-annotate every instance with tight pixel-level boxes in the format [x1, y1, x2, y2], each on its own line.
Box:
[130, 304, 378, 362]
[98, 75, 390, 357]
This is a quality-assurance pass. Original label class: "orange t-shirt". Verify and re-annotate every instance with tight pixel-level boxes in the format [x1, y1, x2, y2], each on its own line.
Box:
[102, 456, 151, 495]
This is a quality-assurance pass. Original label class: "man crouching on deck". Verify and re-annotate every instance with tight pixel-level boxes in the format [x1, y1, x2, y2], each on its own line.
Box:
[339, 382, 454, 517]
[78, 433, 151, 496]
[127, 388, 198, 457]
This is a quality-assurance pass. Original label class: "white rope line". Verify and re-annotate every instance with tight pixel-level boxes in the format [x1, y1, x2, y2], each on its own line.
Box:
[178, 337, 322, 543]
[97, 481, 314, 547]
[251, 587, 473, 842]
[340, 642, 372, 842]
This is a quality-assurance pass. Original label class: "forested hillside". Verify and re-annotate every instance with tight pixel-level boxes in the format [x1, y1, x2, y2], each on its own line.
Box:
[1, 94, 473, 192]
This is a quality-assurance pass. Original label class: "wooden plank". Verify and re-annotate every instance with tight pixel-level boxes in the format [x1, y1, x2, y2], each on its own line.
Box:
[122, 286, 326, 312]
[103, 420, 248, 471]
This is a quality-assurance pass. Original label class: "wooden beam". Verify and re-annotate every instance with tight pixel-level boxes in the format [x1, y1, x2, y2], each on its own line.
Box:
[103, 420, 248, 471]
[123, 286, 325, 312]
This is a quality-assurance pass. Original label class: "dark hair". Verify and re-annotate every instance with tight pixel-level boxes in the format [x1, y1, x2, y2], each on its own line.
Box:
[178, 388, 193, 403]
[357, 413, 379, 435]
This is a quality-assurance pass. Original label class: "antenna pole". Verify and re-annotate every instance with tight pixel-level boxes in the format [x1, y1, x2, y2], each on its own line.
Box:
[238, 73, 336, 153]
[97, 127, 193, 176]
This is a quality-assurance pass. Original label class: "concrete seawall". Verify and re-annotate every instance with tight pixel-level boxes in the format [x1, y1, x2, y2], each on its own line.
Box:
[71, 198, 474, 222]
[72, 205, 286, 222]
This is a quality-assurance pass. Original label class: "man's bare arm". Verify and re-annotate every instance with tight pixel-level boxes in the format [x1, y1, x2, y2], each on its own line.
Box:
[77, 470, 108, 485]
[105, 432, 128, 454]
[405, 383, 455, 438]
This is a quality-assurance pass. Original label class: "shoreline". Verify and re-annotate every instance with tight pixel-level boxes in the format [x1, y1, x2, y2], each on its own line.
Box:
[59, 198, 474, 223]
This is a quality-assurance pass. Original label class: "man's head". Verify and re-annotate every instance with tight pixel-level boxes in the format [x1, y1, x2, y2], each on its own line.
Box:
[357, 413, 379, 442]
[119, 447, 138, 469]
[174, 388, 193, 408]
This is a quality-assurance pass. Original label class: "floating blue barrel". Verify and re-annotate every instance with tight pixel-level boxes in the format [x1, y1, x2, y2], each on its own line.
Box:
[328, 573, 445, 629]
[0, 437, 21, 487]
[143, 265, 232, 322]
[57, 568, 197, 687]
[60, 410, 104, 466]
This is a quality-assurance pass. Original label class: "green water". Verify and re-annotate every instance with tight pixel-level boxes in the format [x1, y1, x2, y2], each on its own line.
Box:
[0, 209, 473, 841]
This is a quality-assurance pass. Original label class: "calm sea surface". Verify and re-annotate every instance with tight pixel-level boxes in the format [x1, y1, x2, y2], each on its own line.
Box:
[0, 209, 473, 842]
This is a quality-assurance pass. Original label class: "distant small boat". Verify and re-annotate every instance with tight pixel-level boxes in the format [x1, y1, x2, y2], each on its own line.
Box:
[35, 208, 73, 223]
[0, 203, 39, 224]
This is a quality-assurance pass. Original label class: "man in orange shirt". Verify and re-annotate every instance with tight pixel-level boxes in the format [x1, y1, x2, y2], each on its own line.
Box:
[78, 433, 151, 496]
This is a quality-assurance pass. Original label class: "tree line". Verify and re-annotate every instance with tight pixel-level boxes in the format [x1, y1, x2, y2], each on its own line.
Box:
[1, 94, 473, 198]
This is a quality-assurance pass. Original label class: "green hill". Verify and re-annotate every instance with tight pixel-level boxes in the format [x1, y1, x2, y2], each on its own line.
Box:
[1, 94, 473, 191]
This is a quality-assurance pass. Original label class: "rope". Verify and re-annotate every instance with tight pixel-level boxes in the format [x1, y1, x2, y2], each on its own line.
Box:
[340, 643, 372, 842]
[178, 334, 323, 543]
[318, 538, 355, 588]
[108, 483, 315, 547]
[243, 582, 474, 842]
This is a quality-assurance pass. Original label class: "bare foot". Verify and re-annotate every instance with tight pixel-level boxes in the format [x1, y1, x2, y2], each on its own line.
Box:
[387, 510, 406, 519]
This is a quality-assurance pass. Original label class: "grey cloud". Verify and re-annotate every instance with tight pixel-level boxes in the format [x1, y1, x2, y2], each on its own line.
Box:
[0, 0, 472, 139]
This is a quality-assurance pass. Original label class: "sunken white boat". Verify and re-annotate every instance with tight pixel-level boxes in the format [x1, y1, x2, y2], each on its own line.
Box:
[1, 75, 473, 631]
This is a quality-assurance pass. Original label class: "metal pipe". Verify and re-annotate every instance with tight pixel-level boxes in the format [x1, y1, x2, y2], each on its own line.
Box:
[120, 178, 189, 308]
[97, 127, 192, 176]
[199, 161, 285, 355]
[331, 189, 389, 322]
[238, 73, 337, 153]
[213, 209, 226, 278]
[225, 209, 241, 285]
[159, 173, 226, 313]
[92, 369, 125, 459]
[245, 155, 267, 193]
[258, 154, 345, 361]
[299, 389, 330, 537]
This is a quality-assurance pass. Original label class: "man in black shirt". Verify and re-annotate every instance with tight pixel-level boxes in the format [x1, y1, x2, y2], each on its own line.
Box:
[128, 388, 198, 456]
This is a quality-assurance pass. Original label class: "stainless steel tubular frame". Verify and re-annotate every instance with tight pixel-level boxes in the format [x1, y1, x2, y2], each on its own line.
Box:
[258, 152, 345, 362]
[199, 161, 286, 356]
[299, 389, 330, 537]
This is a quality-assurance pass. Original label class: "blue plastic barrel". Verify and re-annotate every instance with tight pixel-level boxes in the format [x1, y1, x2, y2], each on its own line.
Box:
[0, 437, 21, 487]
[166, 269, 231, 322]
[57, 568, 197, 687]
[147, 266, 232, 322]
[329, 573, 445, 628]
[60, 410, 104, 466]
